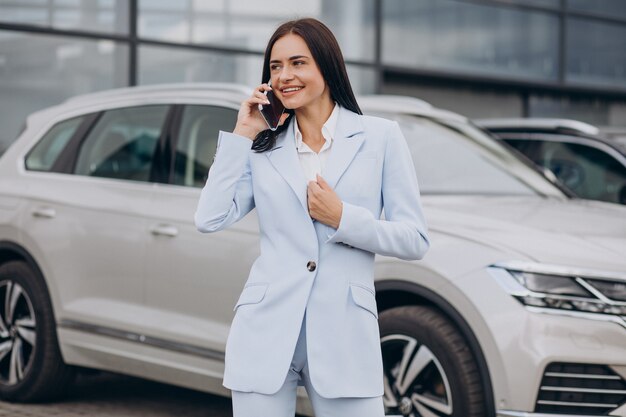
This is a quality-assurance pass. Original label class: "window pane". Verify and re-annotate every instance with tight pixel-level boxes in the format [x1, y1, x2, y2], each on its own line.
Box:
[568, 0, 626, 20]
[382, 0, 559, 80]
[566, 18, 626, 87]
[0, 30, 128, 147]
[139, 45, 377, 94]
[139, 45, 262, 86]
[74, 105, 169, 182]
[347, 65, 377, 95]
[173, 105, 238, 187]
[0, 0, 129, 34]
[25, 115, 85, 171]
[529, 94, 610, 126]
[138, 0, 375, 62]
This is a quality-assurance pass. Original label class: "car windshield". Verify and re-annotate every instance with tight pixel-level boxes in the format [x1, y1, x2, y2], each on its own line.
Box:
[385, 113, 566, 198]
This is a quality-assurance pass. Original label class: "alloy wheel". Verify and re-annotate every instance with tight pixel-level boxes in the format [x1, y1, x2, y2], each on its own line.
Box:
[382, 334, 453, 417]
[0, 280, 37, 386]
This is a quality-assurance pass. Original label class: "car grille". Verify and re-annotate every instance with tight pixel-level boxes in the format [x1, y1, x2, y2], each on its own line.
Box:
[535, 363, 626, 415]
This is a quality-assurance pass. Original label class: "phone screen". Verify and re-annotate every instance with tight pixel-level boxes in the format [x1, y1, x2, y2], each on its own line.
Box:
[258, 82, 286, 131]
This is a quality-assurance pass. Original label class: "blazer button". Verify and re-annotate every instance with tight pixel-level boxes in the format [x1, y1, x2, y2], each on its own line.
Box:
[307, 261, 317, 272]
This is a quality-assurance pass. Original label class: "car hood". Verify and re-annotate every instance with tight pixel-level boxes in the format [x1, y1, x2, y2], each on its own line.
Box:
[423, 195, 626, 274]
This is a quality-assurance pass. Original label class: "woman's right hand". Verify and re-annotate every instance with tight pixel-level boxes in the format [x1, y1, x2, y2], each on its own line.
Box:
[233, 84, 288, 140]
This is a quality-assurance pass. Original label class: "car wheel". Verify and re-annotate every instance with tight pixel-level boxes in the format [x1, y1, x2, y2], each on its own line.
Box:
[0, 261, 75, 402]
[379, 305, 485, 417]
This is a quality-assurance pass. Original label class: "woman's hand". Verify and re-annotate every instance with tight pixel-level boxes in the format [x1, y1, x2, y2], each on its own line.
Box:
[307, 174, 343, 229]
[233, 84, 289, 140]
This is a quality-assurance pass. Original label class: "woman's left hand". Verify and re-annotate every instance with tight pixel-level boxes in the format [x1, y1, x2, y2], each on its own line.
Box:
[307, 174, 343, 229]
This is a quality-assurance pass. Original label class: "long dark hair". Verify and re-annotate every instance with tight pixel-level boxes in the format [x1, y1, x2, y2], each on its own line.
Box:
[252, 18, 362, 153]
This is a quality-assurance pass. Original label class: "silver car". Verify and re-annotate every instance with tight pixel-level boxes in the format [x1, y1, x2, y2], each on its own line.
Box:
[0, 84, 625, 417]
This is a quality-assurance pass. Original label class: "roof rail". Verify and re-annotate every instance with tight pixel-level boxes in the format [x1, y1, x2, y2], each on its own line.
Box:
[474, 118, 600, 136]
[64, 82, 251, 104]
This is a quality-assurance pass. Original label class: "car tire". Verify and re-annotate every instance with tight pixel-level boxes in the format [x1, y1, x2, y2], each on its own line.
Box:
[379, 305, 485, 417]
[0, 261, 75, 402]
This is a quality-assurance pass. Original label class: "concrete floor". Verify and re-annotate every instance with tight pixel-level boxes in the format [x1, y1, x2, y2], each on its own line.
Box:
[0, 370, 235, 417]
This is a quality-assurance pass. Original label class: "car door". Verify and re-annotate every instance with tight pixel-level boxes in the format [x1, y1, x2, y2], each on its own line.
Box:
[20, 104, 170, 333]
[142, 103, 259, 358]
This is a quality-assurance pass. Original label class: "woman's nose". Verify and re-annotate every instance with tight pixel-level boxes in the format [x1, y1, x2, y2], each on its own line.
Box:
[279, 67, 294, 82]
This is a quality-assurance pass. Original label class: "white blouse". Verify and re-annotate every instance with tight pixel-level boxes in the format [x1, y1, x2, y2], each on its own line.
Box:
[293, 102, 339, 183]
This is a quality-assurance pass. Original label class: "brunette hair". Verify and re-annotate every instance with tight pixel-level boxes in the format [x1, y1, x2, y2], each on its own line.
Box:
[252, 18, 362, 152]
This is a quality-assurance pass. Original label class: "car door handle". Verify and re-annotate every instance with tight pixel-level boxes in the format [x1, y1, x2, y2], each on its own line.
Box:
[149, 224, 178, 237]
[31, 207, 56, 219]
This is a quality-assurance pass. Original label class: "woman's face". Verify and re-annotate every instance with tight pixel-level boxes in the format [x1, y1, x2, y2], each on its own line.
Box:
[269, 33, 330, 111]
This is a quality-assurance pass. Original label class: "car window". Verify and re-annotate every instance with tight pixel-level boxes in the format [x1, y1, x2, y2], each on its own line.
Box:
[74, 105, 169, 182]
[172, 105, 238, 188]
[25, 115, 85, 171]
[510, 139, 626, 204]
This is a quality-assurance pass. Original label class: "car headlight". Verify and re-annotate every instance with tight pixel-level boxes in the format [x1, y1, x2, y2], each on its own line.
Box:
[490, 261, 626, 317]
[587, 278, 626, 302]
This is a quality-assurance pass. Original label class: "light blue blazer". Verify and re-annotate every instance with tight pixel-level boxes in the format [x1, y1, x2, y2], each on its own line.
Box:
[195, 105, 429, 398]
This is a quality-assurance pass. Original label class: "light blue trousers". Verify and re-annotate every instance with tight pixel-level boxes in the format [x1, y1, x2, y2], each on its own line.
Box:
[231, 311, 386, 417]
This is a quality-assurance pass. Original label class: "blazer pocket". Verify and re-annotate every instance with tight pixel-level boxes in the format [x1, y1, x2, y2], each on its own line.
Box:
[349, 283, 378, 319]
[233, 282, 269, 311]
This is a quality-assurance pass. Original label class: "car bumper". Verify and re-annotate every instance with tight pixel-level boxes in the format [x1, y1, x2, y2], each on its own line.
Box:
[456, 267, 626, 416]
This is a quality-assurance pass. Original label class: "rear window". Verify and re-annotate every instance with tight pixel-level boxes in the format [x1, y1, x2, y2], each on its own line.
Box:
[25, 116, 85, 171]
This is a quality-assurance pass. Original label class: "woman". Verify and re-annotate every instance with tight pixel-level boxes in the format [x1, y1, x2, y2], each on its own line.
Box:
[195, 18, 429, 417]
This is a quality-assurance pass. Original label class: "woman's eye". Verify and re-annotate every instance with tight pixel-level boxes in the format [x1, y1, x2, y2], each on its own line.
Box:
[270, 65, 280, 71]
[293, 61, 304, 66]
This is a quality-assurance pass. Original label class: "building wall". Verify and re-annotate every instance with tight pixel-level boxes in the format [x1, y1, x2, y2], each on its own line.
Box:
[381, 82, 524, 119]
[1, 0, 625, 150]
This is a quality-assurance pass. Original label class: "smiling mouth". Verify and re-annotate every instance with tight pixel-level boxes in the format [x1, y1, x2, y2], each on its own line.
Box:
[281, 86, 304, 95]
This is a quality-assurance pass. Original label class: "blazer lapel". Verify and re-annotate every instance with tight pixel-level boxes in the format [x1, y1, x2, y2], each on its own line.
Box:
[323, 106, 365, 190]
[266, 118, 309, 212]
[265, 107, 365, 213]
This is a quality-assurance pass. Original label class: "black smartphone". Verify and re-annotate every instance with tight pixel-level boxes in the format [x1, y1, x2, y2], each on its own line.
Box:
[258, 81, 286, 131]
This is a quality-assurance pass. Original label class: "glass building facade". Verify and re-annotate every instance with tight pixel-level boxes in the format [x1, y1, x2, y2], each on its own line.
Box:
[1, 0, 625, 150]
